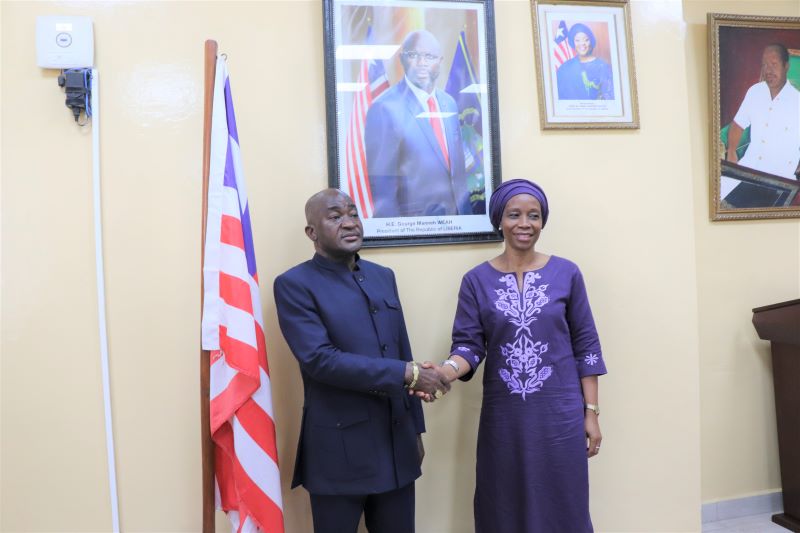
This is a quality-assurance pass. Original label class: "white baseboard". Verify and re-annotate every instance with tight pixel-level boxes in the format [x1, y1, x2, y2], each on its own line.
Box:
[702, 491, 783, 523]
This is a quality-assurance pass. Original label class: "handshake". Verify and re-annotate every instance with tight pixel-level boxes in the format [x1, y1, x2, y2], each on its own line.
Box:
[404, 360, 460, 402]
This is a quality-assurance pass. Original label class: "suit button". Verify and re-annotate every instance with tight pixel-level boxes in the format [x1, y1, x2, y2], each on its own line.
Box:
[381, 344, 388, 352]
[357, 275, 365, 282]
[336, 422, 342, 428]
[371, 307, 378, 314]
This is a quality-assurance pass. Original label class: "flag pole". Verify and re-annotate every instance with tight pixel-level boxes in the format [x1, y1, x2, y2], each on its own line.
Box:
[201, 38, 218, 533]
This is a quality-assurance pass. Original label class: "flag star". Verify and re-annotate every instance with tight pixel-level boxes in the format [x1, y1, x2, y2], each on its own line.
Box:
[556, 26, 565, 39]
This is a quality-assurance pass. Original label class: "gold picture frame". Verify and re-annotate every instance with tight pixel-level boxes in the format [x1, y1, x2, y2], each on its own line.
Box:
[530, 0, 639, 129]
[708, 13, 800, 221]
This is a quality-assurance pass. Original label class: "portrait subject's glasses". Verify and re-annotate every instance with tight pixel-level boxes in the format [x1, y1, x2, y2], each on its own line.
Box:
[402, 51, 442, 63]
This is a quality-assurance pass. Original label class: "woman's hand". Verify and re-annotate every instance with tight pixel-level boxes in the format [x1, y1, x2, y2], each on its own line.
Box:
[410, 361, 458, 402]
[580, 375, 601, 458]
[585, 411, 602, 458]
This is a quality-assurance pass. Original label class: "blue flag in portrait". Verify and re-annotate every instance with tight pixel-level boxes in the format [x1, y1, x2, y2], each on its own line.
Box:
[445, 31, 486, 214]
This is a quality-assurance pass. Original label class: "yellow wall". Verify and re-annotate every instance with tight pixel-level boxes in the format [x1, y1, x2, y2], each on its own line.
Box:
[0, 0, 792, 531]
[682, 0, 800, 503]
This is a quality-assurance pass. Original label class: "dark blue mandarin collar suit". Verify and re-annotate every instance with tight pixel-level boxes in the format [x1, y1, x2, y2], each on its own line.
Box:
[274, 253, 425, 495]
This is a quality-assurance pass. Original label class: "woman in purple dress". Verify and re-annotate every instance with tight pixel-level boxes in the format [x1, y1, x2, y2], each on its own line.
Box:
[439, 179, 607, 532]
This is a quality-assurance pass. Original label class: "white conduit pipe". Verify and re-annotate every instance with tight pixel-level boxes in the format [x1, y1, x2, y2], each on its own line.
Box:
[91, 69, 121, 533]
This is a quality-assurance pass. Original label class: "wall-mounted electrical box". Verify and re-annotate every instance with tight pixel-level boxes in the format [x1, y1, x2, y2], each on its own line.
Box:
[36, 16, 93, 69]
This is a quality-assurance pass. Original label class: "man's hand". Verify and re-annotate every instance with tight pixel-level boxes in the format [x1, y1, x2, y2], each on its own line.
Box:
[414, 364, 450, 395]
[408, 361, 454, 402]
[726, 121, 744, 163]
[405, 361, 450, 401]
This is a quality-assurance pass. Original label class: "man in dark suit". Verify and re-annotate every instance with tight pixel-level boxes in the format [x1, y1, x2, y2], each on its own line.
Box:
[273, 189, 450, 533]
[365, 30, 472, 218]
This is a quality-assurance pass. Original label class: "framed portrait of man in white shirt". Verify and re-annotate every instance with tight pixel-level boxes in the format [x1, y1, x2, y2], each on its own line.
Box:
[709, 13, 800, 221]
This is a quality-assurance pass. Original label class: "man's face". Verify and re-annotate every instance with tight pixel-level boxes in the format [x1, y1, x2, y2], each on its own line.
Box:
[305, 192, 363, 260]
[401, 33, 443, 93]
[762, 48, 788, 92]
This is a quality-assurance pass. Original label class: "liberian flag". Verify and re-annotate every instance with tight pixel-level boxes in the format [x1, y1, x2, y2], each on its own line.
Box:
[201, 56, 284, 533]
[553, 20, 574, 67]
[343, 26, 389, 218]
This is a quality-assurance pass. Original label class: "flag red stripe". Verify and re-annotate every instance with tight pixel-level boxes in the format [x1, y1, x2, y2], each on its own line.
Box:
[211, 373, 256, 433]
[220, 214, 245, 250]
[352, 79, 367, 208]
[370, 78, 389, 98]
[342, 58, 390, 218]
[237, 400, 279, 464]
[220, 272, 253, 314]
[256, 324, 269, 373]
[214, 422, 284, 532]
[353, 84, 374, 207]
[349, 62, 370, 216]
[214, 425, 238, 509]
[232, 457, 284, 532]
[347, 116, 369, 216]
[345, 84, 365, 216]
[207, 62, 283, 531]
[219, 326, 259, 375]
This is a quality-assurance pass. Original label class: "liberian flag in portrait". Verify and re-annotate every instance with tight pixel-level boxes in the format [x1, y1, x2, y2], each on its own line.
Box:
[201, 56, 284, 533]
[343, 26, 389, 218]
[553, 20, 574, 67]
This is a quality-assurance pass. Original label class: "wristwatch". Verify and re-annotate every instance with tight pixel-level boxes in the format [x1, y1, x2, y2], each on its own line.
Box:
[584, 403, 600, 416]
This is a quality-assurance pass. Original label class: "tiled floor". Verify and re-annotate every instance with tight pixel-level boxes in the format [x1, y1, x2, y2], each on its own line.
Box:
[702, 512, 789, 532]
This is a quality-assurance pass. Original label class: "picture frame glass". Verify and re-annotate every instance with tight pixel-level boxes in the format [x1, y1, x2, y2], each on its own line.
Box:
[709, 15, 800, 220]
[324, 0, 502, 246]
[533, 0, 638, 129]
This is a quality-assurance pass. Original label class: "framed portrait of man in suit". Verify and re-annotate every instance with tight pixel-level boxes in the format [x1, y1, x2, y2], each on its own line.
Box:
[709, 13, 800, 221]
[322, 0, 502, 247]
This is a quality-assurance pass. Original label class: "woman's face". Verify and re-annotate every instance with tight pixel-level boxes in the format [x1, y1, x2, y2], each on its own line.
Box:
[574, 32, 592, 57]
[501, 194, 543, 252]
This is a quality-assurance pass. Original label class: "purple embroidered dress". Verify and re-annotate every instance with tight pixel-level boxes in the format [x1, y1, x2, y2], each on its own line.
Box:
[451, 256, 607, 533]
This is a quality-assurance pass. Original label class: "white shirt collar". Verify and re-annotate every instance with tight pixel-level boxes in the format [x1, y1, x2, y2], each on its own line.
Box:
[774, 79, 799, 101]
[405, 76, 437, 109]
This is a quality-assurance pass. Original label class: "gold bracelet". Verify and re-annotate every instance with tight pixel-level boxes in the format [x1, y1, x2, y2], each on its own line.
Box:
[408, 361, 419, 389]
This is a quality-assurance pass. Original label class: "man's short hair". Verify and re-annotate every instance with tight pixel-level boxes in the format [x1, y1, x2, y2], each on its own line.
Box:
[399, 30, 441, 71]
[401, 30, 424, 52]
[766, 43, 790, 65]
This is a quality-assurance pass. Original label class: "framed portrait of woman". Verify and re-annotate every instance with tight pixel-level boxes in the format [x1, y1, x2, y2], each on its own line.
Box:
[531, 0, 639, 129]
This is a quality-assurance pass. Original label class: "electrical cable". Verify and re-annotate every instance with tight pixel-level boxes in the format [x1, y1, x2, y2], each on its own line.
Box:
[90, 69, 121, 533]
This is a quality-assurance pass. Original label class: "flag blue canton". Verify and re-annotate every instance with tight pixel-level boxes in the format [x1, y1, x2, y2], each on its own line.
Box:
[368, 58, 385, 85]
[555, 20, 570, 45]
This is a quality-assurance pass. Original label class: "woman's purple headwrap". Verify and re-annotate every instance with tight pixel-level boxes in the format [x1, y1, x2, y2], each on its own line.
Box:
[489, 179, 549, 230]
